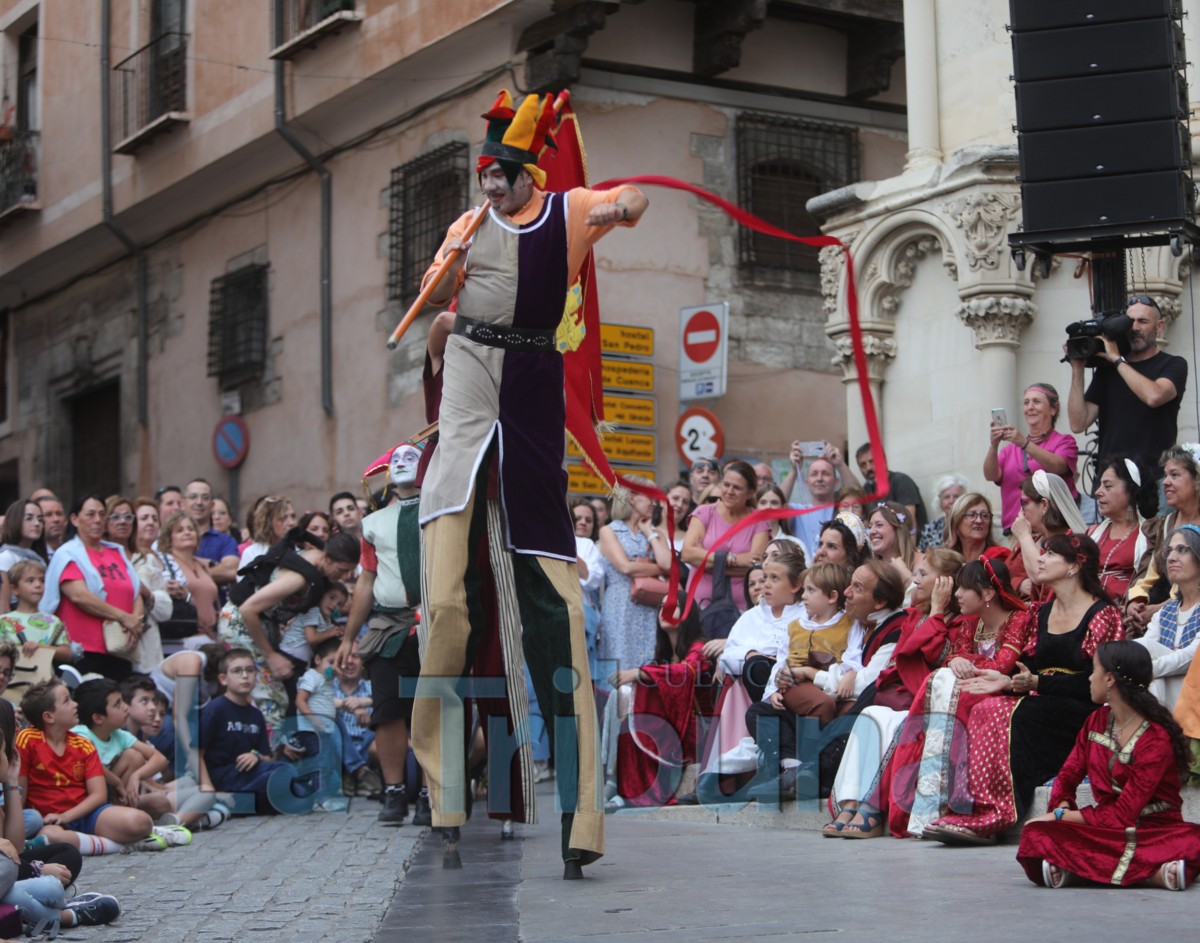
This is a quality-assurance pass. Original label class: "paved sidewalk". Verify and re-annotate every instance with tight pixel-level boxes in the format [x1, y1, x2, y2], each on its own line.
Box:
[54, 799, 422, 943]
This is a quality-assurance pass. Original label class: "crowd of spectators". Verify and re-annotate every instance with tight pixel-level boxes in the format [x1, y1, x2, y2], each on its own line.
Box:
[598, 296, 1200, 889]
[0, 296, 1197, 909]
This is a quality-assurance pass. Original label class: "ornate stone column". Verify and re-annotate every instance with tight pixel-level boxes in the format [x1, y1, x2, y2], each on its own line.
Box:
[831, 333, 897, 451]
[956, 295, 1037, 433]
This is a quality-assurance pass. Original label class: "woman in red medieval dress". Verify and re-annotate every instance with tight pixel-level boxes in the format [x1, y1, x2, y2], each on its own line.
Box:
[607, 601, 715, 810]
[1018, 640, 1200, 889]
[927, 533, 1124, 845]
[887, 558, 1034, 837]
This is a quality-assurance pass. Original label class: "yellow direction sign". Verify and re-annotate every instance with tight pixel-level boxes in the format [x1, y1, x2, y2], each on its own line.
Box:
[603, 394, 656, 428]
[601, 358, 655, 392]
[568, 464, 657, 494]
[568, 431, 656, 465]
[600, 323, 654, 357]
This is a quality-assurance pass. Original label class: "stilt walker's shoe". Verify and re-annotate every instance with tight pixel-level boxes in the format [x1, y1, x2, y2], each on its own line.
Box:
[563, 860, 584, 880]
[442, 826, 462, 869]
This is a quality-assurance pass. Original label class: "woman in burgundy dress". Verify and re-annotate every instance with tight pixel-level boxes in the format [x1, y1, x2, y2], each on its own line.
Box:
[1018, 640, 1200, 889]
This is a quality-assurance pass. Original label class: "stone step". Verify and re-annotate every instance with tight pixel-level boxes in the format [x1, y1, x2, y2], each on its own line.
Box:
[611, 764, 1200, 839]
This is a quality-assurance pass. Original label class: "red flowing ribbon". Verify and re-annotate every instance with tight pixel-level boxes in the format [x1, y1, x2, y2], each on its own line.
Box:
[589, 174, 891, 622]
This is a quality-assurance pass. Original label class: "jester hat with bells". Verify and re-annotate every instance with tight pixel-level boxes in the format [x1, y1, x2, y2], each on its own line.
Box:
[477, 89, 558, 188]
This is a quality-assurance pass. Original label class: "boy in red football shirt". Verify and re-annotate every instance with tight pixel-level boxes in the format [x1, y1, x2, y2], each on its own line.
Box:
[19, 680, 164, 854]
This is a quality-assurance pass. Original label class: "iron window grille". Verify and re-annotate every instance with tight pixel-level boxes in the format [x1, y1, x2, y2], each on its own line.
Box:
[277, 0, 356, 46]
[208, 264, 269, 390]
[113, 30, 188, 143]
[736, 113, 860, 279]
[387, 142, 471, 303]
[0, 131, 38, 216]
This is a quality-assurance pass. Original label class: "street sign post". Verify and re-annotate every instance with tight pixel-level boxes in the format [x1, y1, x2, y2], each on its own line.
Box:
[678, 303, 728, 401]
[601, 358, 655, 392]
[213, 416, 250, 469]
[568, 464, 657, 494]
[602, 394, 656, 428]
[599, 323, 654, 357]
[675, 407, 724, 464]
[568, 431, 656, 465]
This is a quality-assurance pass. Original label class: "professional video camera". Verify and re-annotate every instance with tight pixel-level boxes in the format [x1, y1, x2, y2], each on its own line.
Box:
[1061, 311, 1133, 368]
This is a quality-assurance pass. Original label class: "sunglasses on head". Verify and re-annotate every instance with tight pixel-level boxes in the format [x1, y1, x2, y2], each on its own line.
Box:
[155, 486, 182, 498]
[692, 460, 719, 472]
[1128, 295, 1161, 312]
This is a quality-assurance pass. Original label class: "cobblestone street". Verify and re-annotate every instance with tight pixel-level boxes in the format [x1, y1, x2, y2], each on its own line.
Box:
[57, 800, 422, 943]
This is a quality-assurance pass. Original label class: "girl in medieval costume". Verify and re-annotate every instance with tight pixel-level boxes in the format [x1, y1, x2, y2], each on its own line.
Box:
[412, 89, 648, 878]
[886, 558, 1033, 837]
[927, 533, 1123, 845]
[1018, 641, 1200, 889]
[605, 602, 714, 810]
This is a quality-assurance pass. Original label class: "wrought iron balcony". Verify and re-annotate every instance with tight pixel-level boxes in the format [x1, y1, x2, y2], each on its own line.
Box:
[0, 129, 39, 224]
[113, 32, 190, 155]
[271, 0, 362, 60]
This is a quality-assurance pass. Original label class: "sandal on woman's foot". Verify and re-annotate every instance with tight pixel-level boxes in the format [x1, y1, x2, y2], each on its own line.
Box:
[929, 823, 996, 846]
[841, 809, 884, 839]
[1042, 860, 1077, 888]
[823, 808, 856, 838]
[1161, 859, 1187, 891]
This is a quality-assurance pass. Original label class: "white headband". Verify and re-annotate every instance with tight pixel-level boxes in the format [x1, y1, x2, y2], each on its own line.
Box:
[835, 511, 869, 549]
[1124, 458, 1142, 488]
[1182, 443, 1200, 468]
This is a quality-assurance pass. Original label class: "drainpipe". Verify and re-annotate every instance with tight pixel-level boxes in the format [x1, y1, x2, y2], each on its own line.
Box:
[274, 0, 333, 416]
[100, 0, 149, 427]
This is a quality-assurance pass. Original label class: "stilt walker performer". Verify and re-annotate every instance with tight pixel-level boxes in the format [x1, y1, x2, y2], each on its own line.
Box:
[412, 90, 648, 878]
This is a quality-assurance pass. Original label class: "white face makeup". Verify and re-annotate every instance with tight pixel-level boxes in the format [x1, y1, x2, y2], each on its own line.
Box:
[390, 444, 423, 486]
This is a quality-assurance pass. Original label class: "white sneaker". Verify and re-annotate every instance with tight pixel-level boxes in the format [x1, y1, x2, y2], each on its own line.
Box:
[532, 760, 553, 783]
[154, 813, 181, 826]
[152, 825, 192, 847]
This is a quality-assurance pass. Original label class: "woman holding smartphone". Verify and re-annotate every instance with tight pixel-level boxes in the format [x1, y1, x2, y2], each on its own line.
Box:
[983, 383, 1079, 530]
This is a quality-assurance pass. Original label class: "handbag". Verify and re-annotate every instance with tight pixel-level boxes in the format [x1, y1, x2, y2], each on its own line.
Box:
[159, 555, 201, 640]
[630, 567, 669, 608]
[699, 553, 740, 640]
[102, 620, 139, 661]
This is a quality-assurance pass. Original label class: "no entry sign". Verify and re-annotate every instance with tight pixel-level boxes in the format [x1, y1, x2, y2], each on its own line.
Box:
[213, 416, 250, 470]
[679, 302, 728, 400]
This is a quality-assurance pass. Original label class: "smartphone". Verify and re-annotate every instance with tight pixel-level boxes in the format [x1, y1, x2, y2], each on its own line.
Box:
[796, 441, 826, 457]
[651, 503, 663, 527]
[990, 408, 1007, 428]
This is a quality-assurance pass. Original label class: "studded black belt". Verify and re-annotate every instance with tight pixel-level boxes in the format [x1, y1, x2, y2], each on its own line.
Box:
[452, 315, 557, 352]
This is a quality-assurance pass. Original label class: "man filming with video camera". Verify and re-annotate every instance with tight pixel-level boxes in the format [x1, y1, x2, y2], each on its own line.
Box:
[1066, 296, 1188, 510]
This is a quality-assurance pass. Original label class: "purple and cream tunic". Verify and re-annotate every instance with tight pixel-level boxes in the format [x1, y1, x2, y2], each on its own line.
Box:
[419, 192, 576, 561]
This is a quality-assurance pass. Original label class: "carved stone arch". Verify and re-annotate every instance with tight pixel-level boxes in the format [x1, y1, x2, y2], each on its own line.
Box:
[823, 210, 958, 381]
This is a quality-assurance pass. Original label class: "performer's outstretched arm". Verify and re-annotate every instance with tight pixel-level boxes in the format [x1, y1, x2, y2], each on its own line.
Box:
[585, 188, 647, 226]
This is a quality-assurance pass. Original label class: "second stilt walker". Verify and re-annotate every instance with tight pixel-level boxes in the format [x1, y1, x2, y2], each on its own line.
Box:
[413, 90, 648, 878]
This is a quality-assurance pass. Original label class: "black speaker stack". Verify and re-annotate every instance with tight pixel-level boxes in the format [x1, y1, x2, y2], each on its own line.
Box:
[1007, 0, 1198, 270]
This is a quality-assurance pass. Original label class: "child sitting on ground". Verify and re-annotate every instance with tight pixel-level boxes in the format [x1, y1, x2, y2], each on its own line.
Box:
[70, 680, 192, 844]
[333, 640, 381, 797]
[199, 648, 300, 813]
[745, 562, 856, 799]
[20, 679, 172, 854]
[120, 676, 226, 831]
[293, 638, 345, 804]
[0, 561, 72, 666]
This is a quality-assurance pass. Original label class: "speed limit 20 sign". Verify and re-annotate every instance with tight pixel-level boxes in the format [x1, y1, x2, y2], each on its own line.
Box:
[675, 407, 725, 465]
